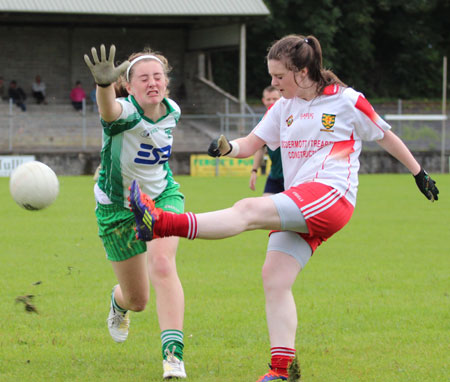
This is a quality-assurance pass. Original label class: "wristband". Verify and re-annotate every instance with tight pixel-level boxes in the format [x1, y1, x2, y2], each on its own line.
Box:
[97, 83, 111, 88]
[251, 169, 257, 173]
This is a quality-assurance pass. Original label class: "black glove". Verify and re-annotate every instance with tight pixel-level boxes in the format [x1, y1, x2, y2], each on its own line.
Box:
[207, 135, 232, 157]
[414, 168, 439, 201]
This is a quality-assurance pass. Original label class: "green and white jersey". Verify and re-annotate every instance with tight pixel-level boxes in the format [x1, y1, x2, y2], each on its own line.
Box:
[97, 95, 181, 208]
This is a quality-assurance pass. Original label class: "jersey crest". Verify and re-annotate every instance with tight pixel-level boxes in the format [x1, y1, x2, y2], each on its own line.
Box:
[286, 114, 294, 127]
[321, 113, 336, 131]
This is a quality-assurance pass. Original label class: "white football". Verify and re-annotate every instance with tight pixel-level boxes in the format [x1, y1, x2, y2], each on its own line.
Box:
[9, 161, 59, 210]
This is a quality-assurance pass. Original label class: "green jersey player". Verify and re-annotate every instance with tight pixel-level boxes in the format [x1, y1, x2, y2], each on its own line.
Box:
[84, 44, 187, 379]
[250, 86, 284, 195]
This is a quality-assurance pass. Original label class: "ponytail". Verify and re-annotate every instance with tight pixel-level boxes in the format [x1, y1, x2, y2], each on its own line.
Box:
[268, 34, 346, 94]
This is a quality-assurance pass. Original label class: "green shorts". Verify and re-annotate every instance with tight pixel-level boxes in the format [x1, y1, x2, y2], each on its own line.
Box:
[96, 185, 184, 262]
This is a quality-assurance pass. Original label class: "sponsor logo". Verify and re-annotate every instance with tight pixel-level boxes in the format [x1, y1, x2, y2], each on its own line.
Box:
[292, 191, 304, 202]
[299, 112, 314, 119]
[140, 127, 159, 138]
[321, 113, 336, 132]
[135, 143, 172, 165]
[164, 204, 181, 213]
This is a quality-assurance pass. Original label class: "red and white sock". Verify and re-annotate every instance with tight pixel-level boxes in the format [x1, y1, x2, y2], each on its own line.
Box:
[155, 211, 198, 240]
[270, 347, 296, 377]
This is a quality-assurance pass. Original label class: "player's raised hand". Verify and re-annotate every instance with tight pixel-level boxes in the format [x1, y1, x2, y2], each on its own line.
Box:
[84, 44, 130, 87]
[414, 168, 439, 201]
[207, 135, 232, 157]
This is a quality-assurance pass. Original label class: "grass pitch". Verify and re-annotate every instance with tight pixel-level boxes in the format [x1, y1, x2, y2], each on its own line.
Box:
[0, 174, 448, 381]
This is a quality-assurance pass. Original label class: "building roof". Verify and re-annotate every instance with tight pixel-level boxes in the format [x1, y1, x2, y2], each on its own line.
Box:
[0, 0, 270, 16]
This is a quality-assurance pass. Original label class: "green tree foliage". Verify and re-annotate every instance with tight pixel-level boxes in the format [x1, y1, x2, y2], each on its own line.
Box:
[214, 0, 449, 100]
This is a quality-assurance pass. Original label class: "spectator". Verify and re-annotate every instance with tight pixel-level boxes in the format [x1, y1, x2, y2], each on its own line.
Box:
[249, 85, 283, 196]
[31, 75, 47, 104]
[70, 80, 86, 111]
[8, 80, 27, 111]
[0, 76, 7, 101]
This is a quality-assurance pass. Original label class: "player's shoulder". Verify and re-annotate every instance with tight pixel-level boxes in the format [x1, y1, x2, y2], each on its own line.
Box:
[270, 96, 291, 111]
[341, 86, 366, 104]
[165, 97, 181, 113]
[117, 95, 137, 112]
[321, 84, 359, 99]
[164, 97, 181, 123]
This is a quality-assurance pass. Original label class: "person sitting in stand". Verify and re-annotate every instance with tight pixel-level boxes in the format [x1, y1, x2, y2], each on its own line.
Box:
[8, 80, 27, 111]
[31, 75, 47, 104]
[0, 76, 8, 101]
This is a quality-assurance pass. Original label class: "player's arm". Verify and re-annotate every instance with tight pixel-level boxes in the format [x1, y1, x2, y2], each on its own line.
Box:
[95, 85, 121, 122]
[208, 131, 265, 158]
[84, 44, 130, 122]
[376, 130, 421, 174]
[252, 147, 265, 169]
[376, 130, 439, 201]
[249, 147, 265, 191]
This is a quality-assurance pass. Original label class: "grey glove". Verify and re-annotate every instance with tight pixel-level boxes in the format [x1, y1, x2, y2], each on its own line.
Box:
[84, 44, 130, 87]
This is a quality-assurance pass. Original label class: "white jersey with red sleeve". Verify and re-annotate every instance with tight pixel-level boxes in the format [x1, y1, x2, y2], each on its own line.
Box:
[253, 85, 391, 206]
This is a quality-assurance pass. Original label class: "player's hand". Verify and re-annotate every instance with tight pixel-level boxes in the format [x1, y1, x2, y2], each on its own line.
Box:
[249, 171, 257, 191]
[414, 168, 439, 201]
[208, 135, 232, 157]
[84, 44, 130, 87]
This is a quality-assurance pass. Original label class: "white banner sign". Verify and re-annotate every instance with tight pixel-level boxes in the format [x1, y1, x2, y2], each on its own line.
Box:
[0, 155, 35, 177]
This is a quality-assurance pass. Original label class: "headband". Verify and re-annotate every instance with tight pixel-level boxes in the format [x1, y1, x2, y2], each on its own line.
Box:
[126, 54, 164, 82]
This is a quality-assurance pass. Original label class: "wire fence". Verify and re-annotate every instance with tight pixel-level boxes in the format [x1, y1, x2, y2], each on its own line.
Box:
[0, 98, 448, 154]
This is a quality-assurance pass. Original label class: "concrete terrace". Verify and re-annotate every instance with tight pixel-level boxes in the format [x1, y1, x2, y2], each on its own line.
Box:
[0, 100, 223, 154]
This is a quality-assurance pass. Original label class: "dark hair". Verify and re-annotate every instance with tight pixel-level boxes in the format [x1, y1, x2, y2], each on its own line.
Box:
[267, 34, 345, 94]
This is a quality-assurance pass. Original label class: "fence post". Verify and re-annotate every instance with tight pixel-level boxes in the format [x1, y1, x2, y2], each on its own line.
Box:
[441, 56, 447, 173]
[215, 112, 225, 177]
[225, 99, 230, 137]
[82, 98, 87, 150]
[8, 98, 13, 151]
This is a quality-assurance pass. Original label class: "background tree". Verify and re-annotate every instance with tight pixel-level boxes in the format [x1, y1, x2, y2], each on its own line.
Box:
[212, 0, 450, 101]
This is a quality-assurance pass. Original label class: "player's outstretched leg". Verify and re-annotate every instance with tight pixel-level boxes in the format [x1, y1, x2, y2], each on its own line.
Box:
[129, 179, 161, 241]
[255, 367, 288, 382]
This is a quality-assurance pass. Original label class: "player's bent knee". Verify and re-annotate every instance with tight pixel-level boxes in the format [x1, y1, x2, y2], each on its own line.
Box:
[124, 294, 149, 312]
[232, 197, 264, 226]
[261, 262, 292, 292]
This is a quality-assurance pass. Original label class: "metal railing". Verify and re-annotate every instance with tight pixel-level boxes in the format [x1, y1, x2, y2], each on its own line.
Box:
[0, 98, 102, 152]
[1, 98, 448, 155]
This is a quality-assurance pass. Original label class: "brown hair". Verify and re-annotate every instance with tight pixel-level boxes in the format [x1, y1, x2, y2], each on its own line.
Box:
[115, 48, 172, 98]
[267, 34, 345, 94]
[262, 85, 279, 96]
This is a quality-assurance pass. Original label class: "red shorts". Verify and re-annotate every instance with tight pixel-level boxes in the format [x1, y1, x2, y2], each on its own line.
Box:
[282, 182, 354, 252]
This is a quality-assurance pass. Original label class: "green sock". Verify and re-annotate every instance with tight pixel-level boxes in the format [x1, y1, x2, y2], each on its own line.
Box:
[161, 329, 184, 361]
[111, 289, 127, 313]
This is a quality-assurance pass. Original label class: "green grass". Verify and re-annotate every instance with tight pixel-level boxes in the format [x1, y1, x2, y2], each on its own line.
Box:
[0, 174, 448, 381]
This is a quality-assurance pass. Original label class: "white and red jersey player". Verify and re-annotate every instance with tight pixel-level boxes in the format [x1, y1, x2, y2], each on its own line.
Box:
[254, 84, 390, 207]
